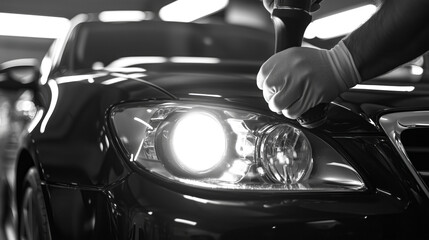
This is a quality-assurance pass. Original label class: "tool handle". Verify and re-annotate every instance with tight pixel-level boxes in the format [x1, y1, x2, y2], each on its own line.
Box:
[272, 8, 328, 128]
[272, 8, 311, 51]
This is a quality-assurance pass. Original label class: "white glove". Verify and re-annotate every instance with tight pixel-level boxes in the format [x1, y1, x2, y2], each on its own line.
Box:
[256, 41, 361, 119]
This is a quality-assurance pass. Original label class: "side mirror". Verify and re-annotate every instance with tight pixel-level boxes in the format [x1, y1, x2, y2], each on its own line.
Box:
[0, 58, 40, 91]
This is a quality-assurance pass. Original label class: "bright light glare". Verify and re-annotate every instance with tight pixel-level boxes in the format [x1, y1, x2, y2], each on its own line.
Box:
[160, 0, 229, 22]
[411, 65, 424, 76]
[99, 11, 150, 22]
[304, 4, 377, 39]
[108, 57, 168, 68]
[27, 110, 44, 133]
[56, 73, 108, 84]
[170, 57, 220, 64]
[0, 12, 70, 39]
[107, 56, 220, 68]
[172, 112, 226, 173]
[352, 84, 415, 92]
[174, 218, 197, 226]
[40, 80, 59, 133]
[188, 93, 222, 98]
[101, 73, 147, 85]
[183, 195, 209, 204]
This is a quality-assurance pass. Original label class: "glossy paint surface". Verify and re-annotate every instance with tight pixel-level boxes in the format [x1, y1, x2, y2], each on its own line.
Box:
[43, 136, 429, 239]
[33, 61, 429, 239]
[2, 17, 429, 239]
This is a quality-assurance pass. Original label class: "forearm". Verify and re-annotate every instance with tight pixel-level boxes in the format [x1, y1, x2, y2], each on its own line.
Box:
[343, 0, 429, 80]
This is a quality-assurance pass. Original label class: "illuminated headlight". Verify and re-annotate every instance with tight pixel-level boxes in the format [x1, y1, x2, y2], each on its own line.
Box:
[110, 101, 366, 192]
[156, 111, 227, 176]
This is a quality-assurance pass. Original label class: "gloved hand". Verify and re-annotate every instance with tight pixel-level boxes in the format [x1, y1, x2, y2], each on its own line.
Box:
[257, 41, 362, 119]
[262, 0, 322, 12]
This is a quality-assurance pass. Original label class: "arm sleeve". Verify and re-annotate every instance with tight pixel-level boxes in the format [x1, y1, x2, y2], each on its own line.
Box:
[343, 0, 429, 80]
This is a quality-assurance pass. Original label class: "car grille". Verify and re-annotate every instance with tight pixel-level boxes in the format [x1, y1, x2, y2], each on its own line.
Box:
[379, 111, 429, 198]
[402, 128, 429, 187]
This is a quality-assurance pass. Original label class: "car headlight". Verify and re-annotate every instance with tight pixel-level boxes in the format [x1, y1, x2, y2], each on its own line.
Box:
[110, 101, 366, 192]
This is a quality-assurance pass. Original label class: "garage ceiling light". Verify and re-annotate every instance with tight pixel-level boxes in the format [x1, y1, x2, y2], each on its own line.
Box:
[304, 4, 377, 39]
[99, 11, 154, 22]
[0, 12, 70, 39]
[159, 0, 229, 22]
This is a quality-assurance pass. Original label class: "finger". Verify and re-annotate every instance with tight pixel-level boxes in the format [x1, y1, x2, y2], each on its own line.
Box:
[262, 84, 276, 103]
[268, 90, 300, 113]
[257, 59, 275, 90]
[281, 99, 306, 119]
[281, 98, 309, 119]
[256, 68, 266, 90]
[281, 109, 296, 119]
[282, 94, 318, 120]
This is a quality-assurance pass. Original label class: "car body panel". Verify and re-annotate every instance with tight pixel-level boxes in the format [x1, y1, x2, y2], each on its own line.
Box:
[1, 14, 428, 240]
[29, 63, 429, 239]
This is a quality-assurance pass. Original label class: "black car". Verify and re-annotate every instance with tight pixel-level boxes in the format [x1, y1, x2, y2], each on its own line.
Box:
[1, 12, 429, 240]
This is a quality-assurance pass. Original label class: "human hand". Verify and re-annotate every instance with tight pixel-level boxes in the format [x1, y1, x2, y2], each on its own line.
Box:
[262, 0, 322, 13]
[256, 41, 361, 119]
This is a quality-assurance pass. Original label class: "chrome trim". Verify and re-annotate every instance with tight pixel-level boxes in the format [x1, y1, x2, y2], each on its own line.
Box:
[379, 111, 429, 199]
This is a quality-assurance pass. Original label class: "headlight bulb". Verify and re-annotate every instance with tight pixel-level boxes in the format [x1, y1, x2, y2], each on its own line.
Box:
[171, 111, 226, 173]
[156, 110, 227, 177]
[259, 124, 312, 184]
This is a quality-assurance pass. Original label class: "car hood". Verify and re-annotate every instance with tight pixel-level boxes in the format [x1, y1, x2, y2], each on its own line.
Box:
[59, 62, 429, 133]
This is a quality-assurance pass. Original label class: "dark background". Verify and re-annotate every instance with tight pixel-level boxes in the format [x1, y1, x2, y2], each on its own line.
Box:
[0, 0, 372, 63]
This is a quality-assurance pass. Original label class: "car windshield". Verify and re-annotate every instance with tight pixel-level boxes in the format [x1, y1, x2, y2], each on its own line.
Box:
[65, 21, 274, 70]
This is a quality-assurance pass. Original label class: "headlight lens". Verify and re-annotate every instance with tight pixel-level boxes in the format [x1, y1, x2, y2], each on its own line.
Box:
[156, 110, 227, 176]
[110, 101, 366, 192]
[259, 124, 312, 185]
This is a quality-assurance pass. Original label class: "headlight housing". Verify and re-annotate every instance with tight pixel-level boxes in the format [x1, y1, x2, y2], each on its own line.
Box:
[110, 101, 366, 192]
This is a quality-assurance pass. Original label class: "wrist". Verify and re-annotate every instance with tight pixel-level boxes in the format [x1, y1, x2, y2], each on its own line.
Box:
[342, 37, 365, 80]
[327, 40, 362, 90]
